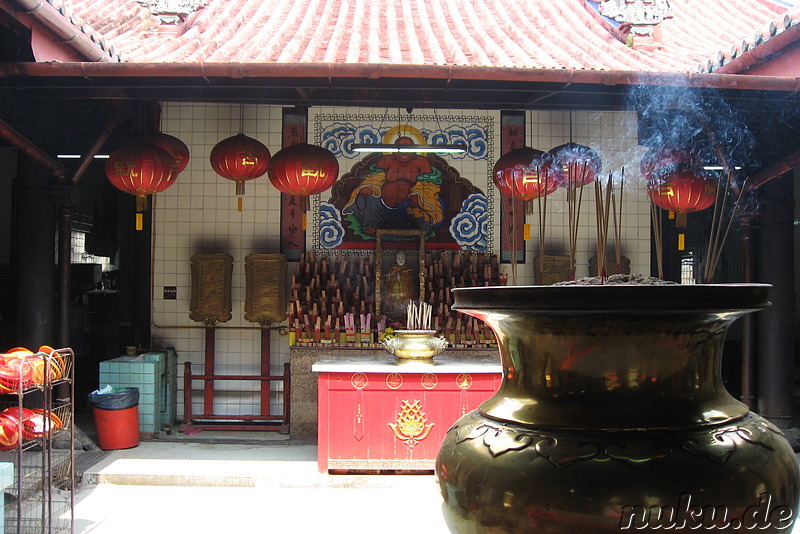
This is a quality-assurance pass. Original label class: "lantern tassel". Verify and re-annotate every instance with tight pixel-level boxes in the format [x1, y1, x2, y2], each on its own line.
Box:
[238, 196, 243, 212]
[236, 181, 245, 196]
[136, 195, 148, 212]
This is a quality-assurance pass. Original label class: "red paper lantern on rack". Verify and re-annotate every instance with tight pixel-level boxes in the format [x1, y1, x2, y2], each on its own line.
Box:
[492, 147, 558, 201]
[210, 134, 271, 196]
[550, 142, 602, 187]
[267, 143, 339, 196]
[105, 142, 178, 215]
[141, 132, 190, 174]
[647, 167, 718, 213]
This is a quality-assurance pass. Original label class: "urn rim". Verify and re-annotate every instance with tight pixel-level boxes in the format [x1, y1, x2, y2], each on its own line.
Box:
[452, 283, 771, 313]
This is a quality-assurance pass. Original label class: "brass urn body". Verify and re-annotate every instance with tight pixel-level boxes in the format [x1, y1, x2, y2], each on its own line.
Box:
[435, 284, 799, 533]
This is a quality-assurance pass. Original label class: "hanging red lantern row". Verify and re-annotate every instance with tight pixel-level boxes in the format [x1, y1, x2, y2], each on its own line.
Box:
[141, 132, 190, 174]
[106, 142, 178, 230]
[267, 143, 339, 209]
[492, 147, 558, 202]
[550, 142, 602, 187]
[210, 134, 271, 210]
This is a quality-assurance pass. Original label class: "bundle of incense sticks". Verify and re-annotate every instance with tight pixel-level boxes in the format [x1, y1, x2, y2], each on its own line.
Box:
[406, 300, 433, 330]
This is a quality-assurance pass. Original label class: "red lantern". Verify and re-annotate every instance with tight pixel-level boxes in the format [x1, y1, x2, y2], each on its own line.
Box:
[141, 132, 190, 174]
[647, 167, 717, 213]
[550, 142, 602, 187]
[640, 146, 693, 179]
[492, 147, 558, 201]
[210, 134, 271, 196]
[267, 143, 339, 196]
[105, 142, 178, 220]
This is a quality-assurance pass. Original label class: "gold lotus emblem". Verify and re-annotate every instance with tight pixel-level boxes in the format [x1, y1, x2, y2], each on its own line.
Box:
[389, 400, 434, 448]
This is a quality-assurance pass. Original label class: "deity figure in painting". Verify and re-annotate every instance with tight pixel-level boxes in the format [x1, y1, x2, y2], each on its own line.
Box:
[343, 137, 443, 238]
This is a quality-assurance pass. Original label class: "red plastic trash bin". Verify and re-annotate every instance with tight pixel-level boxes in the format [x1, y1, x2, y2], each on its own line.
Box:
[89, 387, 140, 450]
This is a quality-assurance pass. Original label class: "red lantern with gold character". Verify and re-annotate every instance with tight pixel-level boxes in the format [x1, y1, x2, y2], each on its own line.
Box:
[267, 143, 339, 196]
[550, 142, 602, 187]
[141, 132, 190, 174]
[106, 142, 178, 229]
[640, 145, 693, 179]
[647, 166, 717, 213]
[492, 147, 558, 202]
[210, 134, 271, 197]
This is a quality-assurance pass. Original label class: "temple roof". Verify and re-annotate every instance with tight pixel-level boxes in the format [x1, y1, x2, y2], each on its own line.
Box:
[49, 0, 789, 73]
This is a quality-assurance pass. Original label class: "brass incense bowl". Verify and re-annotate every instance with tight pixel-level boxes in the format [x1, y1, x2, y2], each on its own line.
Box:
[382, 330, 448, 363]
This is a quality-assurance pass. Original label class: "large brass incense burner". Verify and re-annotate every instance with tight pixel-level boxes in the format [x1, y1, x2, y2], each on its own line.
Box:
[435, 284, 799, 533]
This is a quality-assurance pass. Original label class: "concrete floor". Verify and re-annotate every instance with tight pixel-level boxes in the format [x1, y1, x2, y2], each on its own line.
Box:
[73, 441, 448, 534]
[65, 413, 800, 534]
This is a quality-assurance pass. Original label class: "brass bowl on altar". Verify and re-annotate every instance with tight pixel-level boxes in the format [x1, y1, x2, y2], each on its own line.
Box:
[382, 330, 448, 363]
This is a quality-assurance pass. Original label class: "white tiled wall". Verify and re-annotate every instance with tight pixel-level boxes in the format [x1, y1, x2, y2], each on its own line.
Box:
[154, 103, 288, 419]
[151, 103, 651, 420]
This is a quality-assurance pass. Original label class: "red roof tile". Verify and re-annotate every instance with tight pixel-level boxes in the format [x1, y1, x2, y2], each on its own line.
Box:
[698, 6, 800, 73]
[60, 0, 790, 73]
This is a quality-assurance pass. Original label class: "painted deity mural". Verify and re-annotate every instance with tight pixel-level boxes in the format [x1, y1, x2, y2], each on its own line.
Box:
[311, 113, 495, 252]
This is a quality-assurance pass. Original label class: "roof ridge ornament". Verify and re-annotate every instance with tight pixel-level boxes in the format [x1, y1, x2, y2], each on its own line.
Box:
[135, 0, 208, 25]
[597, 0, 673, 39]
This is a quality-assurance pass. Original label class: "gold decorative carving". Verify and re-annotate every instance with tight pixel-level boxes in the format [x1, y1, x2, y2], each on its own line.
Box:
[421, 374, 438, 390]
[389, 400, 434, 448]
[244, 253, 288, 325]
[450, 411, 784, 469]
[456, 374, 473, 390]
[351, 373, 368, 389]
[386, 373, 403, 389]
[189, 253, 233, 325]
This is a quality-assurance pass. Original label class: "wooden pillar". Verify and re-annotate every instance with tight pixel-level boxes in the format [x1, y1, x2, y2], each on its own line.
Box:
[16, 154, 56, 348]
[756, 175, 795, 428]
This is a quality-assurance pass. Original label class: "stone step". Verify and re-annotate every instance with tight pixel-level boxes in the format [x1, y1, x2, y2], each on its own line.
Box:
[77, 442, 437, 490]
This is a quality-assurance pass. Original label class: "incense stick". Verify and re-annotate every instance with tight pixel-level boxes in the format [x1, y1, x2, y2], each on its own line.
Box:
[650, 198, 664, 280]
[510, 194, 518, 285]
[611, 168, 624, 273]
[704, 172, 748, 283]
[567, 162, 588, 280]
[406, 300, 433, 330]
[594, 172, 615, 282]
[536, 166, 551, 285]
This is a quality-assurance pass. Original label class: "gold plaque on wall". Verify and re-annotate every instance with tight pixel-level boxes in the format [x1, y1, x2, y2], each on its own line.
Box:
[189, 253, 233, 325]
[244, 253, 287, 325]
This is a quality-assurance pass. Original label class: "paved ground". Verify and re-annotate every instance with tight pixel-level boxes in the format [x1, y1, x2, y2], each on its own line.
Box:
[71, 441, 450, 534]
[62, 414, 800, 533]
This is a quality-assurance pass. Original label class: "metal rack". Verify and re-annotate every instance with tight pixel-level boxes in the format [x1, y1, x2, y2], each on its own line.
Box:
[0, 348, 75, 534]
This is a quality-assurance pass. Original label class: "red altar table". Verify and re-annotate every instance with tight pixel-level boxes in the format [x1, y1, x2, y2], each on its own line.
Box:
[313, 352, 501, 473]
